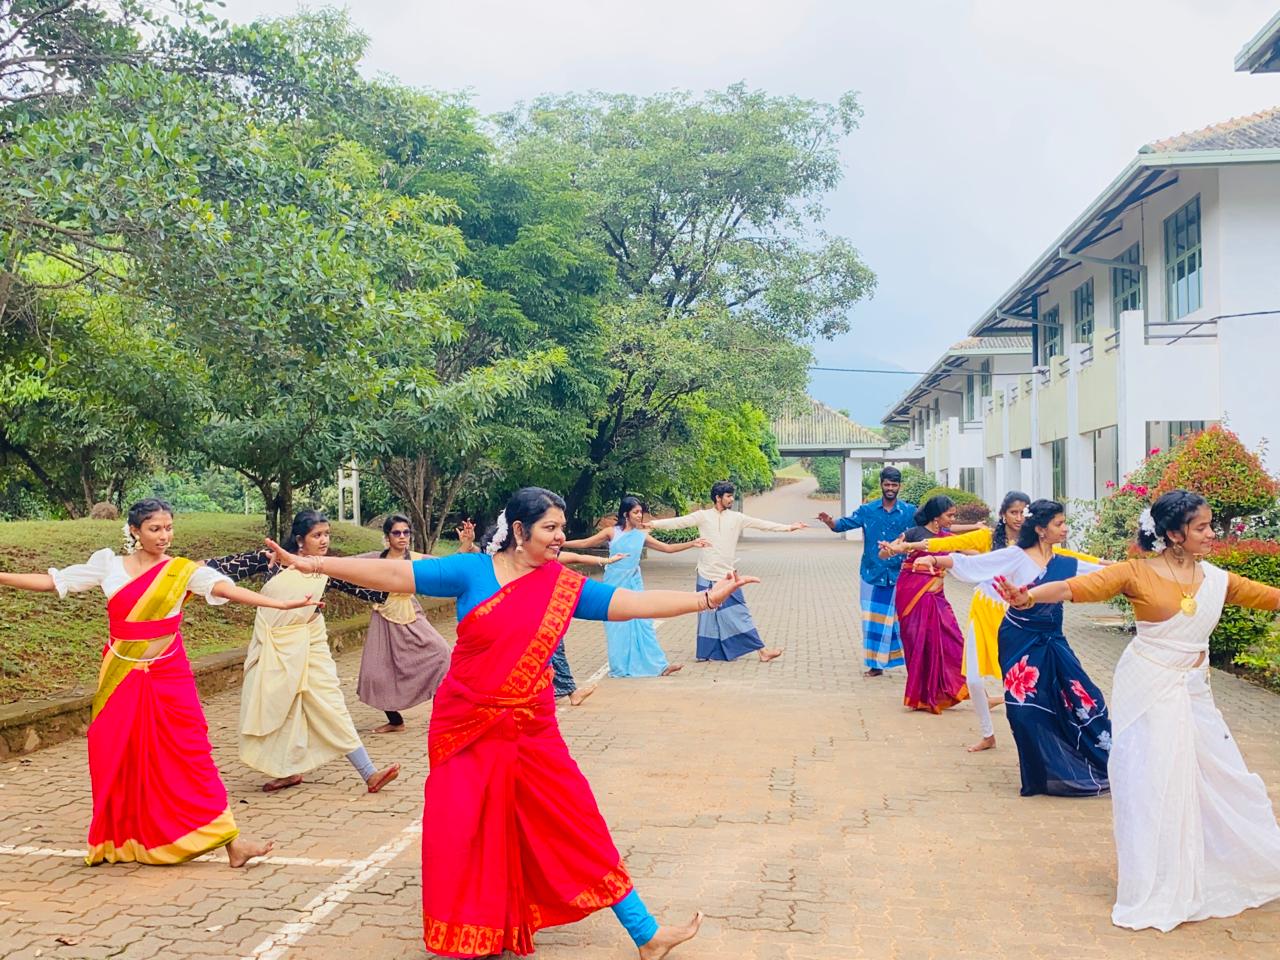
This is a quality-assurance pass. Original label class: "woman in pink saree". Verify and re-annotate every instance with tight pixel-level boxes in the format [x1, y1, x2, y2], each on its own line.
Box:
[265, 487, 755, 959]
[0, 499, 312, 867]
[894, 496, 969, 713]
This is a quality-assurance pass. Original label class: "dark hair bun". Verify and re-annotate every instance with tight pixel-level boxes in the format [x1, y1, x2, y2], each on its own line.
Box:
[1139, 490, 1208, 551]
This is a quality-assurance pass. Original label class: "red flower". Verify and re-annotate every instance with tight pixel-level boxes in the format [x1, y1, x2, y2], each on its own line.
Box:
[1004, 655, 1040, 703]
[1070, 679, 1097, 712]
[1105, 480, 1117, 489]
[1149, 447, 1161, 456]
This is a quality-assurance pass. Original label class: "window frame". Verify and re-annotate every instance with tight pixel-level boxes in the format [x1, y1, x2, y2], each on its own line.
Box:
[1111, 242, 1141, 323]
[1164, 196, 1203, 321]
[1072, 278, 1095, 343]
[1041, 306, 1063, 362]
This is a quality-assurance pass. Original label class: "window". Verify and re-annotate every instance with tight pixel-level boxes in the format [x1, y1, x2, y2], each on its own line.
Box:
[965, 374, 978, 421]
[1111, 242, 1141, 322]
[1072, 278, 1095, 342]
[959, 467, 982, 499]
[1050, 439, 1067, 501]
[1041, 306, 1063, 362]
[1164, 196, 1203, 320]
[1091, 426, 1118, 498]
[1146, 420, 1211, 453]
[979, 359, 992, 405]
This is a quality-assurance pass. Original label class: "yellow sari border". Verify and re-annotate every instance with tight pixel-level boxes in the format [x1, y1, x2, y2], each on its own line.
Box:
[85, 807, 239, 866]
[93, 558, 201, 720]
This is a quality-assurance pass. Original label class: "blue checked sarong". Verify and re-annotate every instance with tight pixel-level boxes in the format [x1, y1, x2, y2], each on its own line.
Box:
[860, 578, 904, 671]
[549, 639, 577, 696]
[695, 576, 764, 661]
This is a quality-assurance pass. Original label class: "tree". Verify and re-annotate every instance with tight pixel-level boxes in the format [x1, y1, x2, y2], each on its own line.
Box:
[498, 85, 877, 527]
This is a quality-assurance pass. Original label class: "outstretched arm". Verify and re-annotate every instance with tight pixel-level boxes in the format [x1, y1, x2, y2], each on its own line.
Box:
[644, 535, 710, 554]
[562, 529, 612, 550]
[560, 551, 624, 568]
[743, 515, 806, 533]
[0, 571, 57, 592]
[210, 581, 320, 610]
[264, 539, 416, 594]
[607, 571, 759, 621]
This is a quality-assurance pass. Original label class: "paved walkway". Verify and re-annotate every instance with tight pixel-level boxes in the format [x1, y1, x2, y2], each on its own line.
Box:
[2, 482, 1280, 959]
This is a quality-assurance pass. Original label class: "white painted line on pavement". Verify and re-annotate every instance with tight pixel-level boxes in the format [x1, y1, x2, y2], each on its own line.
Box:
[241, 819, 423, 960]
[0, 842, 367, 870]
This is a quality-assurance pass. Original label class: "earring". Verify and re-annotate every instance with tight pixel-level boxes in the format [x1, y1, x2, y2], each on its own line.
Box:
[1172, 542, 1185, 560]
[515, 540, 524, 552]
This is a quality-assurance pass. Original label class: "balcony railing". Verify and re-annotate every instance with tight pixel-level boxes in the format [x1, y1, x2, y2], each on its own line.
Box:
[1145, 317, 1219, 345]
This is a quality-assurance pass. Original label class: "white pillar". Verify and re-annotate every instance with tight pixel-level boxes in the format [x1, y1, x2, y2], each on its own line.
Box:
[337, 460, 361, 526]
[841, 453, 864, 541]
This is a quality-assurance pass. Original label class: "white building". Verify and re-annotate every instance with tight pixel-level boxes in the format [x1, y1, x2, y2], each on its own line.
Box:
[884, 107, 1280, 505]
[882, 337, 1030, 500]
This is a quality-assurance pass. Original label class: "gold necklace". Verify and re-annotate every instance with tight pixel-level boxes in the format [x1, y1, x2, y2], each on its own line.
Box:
[1163, 553, 1199, 616]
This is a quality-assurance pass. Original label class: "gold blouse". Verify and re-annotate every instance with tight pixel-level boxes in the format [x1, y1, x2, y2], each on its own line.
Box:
[1066, 559, 1280, 622]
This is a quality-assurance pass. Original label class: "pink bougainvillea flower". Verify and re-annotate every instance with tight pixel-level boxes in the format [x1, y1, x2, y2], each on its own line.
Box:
[1004, 655, 1040, 703]
[1149, 447, 1161, 456]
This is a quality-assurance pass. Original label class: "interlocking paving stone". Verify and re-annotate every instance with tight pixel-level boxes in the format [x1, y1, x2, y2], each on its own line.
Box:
[2, 479, 1279, 957]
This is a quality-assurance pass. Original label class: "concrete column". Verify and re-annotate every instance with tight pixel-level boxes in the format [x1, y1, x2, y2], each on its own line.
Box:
[841, 454, 864, 541]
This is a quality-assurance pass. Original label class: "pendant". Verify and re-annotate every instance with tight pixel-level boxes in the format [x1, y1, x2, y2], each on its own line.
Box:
[1180, 595, 1197, 617]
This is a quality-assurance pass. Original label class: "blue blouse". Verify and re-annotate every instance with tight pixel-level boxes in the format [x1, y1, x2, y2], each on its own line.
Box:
[412, 553, 616, 621]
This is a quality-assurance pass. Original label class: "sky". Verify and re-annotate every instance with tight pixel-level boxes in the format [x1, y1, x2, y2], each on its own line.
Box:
[219, 0, 1280, 425]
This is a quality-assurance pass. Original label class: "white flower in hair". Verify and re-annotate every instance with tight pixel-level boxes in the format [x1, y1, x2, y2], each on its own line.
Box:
[486, 510, 509, 556]
[121, 521, 137, 555]
[1138, 508, 1166, 553]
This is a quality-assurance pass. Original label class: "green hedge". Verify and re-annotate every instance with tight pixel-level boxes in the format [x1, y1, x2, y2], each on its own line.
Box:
[896, 468, 936, 507]
[810, 457, 841, 494]
[1207, 539, 1280, 663]
[650, 526, 701, 544]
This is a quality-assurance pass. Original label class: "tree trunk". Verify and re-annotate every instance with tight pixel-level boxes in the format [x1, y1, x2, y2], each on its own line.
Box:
[382, 455, 434, 555]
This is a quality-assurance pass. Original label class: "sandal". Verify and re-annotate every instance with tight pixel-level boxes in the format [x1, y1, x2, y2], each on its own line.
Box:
[366, 763, 401, 794]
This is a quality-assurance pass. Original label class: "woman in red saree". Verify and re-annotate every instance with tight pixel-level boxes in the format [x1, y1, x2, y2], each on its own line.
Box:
[266, 487, 751, 959]
[894, 495, 970, 713]
[0, 499, 312, 867]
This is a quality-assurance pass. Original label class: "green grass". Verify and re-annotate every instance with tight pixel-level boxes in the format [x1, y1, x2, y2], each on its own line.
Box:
[773, 462, 813, 480]
[0, 514, 455, 704]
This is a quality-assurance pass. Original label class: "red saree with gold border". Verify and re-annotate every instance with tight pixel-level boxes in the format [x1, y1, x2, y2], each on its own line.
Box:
[86, 557, 238, 865]
[422, 562, 631, 958]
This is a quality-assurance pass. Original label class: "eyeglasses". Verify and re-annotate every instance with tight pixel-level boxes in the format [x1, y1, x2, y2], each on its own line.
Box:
[389, 530, 412, 537]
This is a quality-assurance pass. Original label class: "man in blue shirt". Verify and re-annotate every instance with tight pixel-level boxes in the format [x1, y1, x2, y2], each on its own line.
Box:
[818, 466, 915, 676]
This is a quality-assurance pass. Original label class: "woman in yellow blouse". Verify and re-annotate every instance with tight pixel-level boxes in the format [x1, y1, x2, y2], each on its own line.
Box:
[995, 490, 1280, 933]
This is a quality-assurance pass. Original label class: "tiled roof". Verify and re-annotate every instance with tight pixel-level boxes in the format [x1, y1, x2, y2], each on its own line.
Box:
[1142, 106, 1280, 153]
[773, 397, 886, 450]
[947, 336, 1031, 353]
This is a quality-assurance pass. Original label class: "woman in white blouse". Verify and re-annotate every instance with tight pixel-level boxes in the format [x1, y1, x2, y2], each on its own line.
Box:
[0, 498, 313, 868]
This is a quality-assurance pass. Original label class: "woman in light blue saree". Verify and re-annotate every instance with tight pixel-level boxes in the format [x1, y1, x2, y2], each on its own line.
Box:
[565, 496, 709, 677]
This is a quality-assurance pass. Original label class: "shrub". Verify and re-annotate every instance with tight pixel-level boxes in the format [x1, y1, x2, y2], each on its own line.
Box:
[809, 457, 841, 494]
[1205, 538, 1280, 663]
[1154, 425, 1278, 533]
[649, 526, 700, 544]
[897, 468, 936, 507]
[918, 486, 983, 507]
[954, 501, 993, 524]
[89, 502, 119, 520]
[1081, 445, 1180, 561]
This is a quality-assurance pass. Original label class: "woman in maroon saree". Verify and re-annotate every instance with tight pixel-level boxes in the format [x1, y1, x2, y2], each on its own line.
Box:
[896, 496, 969, 713]
[266, 487, 752, 959]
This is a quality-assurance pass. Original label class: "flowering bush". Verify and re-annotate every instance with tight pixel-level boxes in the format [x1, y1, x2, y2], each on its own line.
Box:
[1081, 446, 1180, 561]
[1154, 426, 1277, 532]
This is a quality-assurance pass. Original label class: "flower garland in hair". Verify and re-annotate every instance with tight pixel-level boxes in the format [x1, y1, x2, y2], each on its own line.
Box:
[121, 521, 138, 555]
[1137, 508, 1166, 553]
[485, 510, 509, 556]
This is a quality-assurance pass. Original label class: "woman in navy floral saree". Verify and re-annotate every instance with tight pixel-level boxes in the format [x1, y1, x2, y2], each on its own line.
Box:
[915, 500, 1112, 797]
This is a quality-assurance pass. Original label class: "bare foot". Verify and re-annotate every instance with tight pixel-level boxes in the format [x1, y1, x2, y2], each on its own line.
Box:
[372, 722, 406, 734]
[638, 912, 703, 959]
[366, 763, 400, 793]
[660, 664, 684, 676]
[863, 668, 884, 678]
[988, 696, 1005, 709]
[262, 774, 303, 793]
[226, 836, 274, 868]
[568, 683, 597, 706]
[758, 648, 783, 662]
[966, 735, 997, 753]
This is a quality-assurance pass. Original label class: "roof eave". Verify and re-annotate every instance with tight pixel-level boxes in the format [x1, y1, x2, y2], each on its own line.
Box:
[968, 148, 1280, 338]
[1235, 12, 1280, 73]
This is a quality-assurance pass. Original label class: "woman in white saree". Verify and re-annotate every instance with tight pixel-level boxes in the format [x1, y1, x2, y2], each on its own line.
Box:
[998, 490, 1280, 932]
